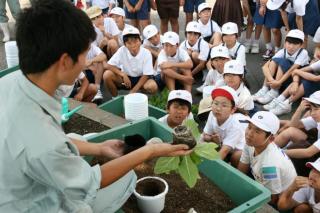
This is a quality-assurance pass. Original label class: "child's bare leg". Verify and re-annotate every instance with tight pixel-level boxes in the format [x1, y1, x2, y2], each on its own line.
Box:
[130, 19, 139, 28]
[164, 75, 176, 91]
[272, 28, 281, 50]
[169, 17, 179, 34]
[274, 127, 307, 148]
[289, 84, 305, 103]
[107, 39, 119, 59]
[103, 70, 122, 97]
[83, 84, 98, 102]
[143, 79, 158, 94]
[94, 62, 104, 86]
[262, 60, 278, 81]
[138, 20, 149, 32]
[230, 150, 242, 168]
[293, 203, 313, 213]
[185, 12, 193, 25]
[160, 19, 169, 34]
[255, 25, 262, 40]
[181, 69, 193, 92]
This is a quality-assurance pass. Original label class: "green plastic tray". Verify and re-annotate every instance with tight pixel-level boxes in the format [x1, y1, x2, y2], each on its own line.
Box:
[88, 117, 271, 213]
[99, 95, 167, 119]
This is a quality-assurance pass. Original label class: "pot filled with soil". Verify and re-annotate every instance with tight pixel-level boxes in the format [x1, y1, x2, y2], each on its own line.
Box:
[133, 176, 169, 213]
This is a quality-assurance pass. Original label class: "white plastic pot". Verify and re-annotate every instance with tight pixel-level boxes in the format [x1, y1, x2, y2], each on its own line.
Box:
[133, 176, 169, 213]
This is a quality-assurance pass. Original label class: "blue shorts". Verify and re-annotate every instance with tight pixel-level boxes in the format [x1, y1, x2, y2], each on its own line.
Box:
[302, 75, 320, 97]
[153, 73, 165, 91]
[272, 58, 294, 92]
[183, 0, 205, 13]
[253, 7, 283, 29]
[125, 0, 149, 20]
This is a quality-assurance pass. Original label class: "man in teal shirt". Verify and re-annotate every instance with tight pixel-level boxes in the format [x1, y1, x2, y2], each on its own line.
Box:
[0, 0, 190, 212]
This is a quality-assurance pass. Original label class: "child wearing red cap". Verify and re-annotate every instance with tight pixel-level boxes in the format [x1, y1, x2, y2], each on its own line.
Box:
[202, 86, 246, 166]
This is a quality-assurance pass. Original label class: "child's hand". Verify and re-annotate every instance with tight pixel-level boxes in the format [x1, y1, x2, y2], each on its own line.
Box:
[74, 93, 84, 101]
[292, 69, 302, 76]
[268, 80, 281, 89]
[298, 100, 311, 111]
[289, 82, 299, 95]
[121, 73, 132, 88]
[160, 62, 173, 69]
[211, 133, 221, 145]
[86, 59, 93, 67]
[290, 176, 309, 192]
[259, 6, 266, 16]
[182, 75, 194, 84]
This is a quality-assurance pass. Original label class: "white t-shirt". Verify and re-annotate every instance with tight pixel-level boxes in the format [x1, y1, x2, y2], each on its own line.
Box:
[293, 186, 320, 213]
[87, 43, 103, 60]
[158, 113, 194, 126]
[236, 83, 254, 111]
[301, 116, 320, 138]
[311, 60, 320, 71]
[198, 19, 221, 39]
[240, 143, 297, 194]
[94, 26, 104, 47]
[86, 0, 115, 9]
[314, 27, 320, 43]
[143, 35, 163, 51]
[108, 46, 154, 77]
[56, 72, 86, 98]
[272, 48, 310, 66]
[156, 48, 191, 74]
[285, 0, 309, 16]
[204, 68, 223, 86]
[179, 38, 210, 61]
[225, 42, 246, 66]
[203, 112, 246, 150]
[103, 17, 120, 36]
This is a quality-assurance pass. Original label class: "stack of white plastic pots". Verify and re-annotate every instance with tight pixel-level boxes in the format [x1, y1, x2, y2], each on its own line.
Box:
[5, 41, 19, 68]
[124, 93, 149, 121]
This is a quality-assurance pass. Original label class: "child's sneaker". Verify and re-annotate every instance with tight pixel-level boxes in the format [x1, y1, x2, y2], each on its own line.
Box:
[251, 42, 260, 54]
[92, 89, 103, 105]
[252, 88, 268, 101]
[270, 100, 292, 116]
[256, 90, 278, 104]
[263, 98, 279, 110]
[262, 49, 273, 60]
[244, 40, 251, 53]
[196, 85, 204, 93]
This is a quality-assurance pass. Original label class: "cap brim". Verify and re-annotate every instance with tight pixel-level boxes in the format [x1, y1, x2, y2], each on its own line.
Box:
[162, 39, 176, 45]
[245, 117, 273, 134]
[303, 97, 320, 105]
[199, 7, 211, 12]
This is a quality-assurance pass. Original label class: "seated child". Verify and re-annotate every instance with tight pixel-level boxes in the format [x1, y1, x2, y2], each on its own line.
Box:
[158, 90, 194, 128]
[238, 111, 297, 206]
[56, 71, 98, 102]
[143, 24, 163, 64]
[180, 21, 210, 76]
[202, 86, 246, 166]
[110, 7, 133, 47]
[278, 158, 320, 212]
[221, 22, 246, 67]
[103, 27, 158, 97]
[254, 29, 309, 105]
[197, 3, 222, 46]
[263, 60, 320, 116]
[157, 31, 194, 92]
[196, 45, 231, 93]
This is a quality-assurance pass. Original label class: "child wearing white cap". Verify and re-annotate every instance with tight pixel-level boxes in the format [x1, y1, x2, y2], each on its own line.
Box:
[254, 29, 309, 108]
[110, 7, 134, 47]
[196, 45, 231, 93]
[180, 21, 210, 76]
[197, 3, 222, 47]
[142, 25, 163, 63]
[202, 86, 246, 166]
[278, 158, 320, 212]
[158, 90, 194, 128]
[238, 111, 297, 206]
[158, 31, 194, 92]
[103, 27, 159, 96]
[221, 22, 246, 67]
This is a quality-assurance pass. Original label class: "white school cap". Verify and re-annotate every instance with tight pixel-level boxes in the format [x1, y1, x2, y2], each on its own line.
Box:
[110, 7, 125, 17]
[198, 3, 211, 13]
[168, 90, 193, 104]
[286, 29, 305, 42]
[246, 111, 280, 135]
[211, 86, 239, 106]
[266, 0, 285, 10]
[223, 60, 244, 75]
[210, 45, 230, 59]
[143, 25, 159, 40]
[221, 22, 238, 35]
[122, 26, 140, 37]
[86, 6, 102, 19]
[306, 158, 320, 172]
[303, 91, 320, 105]
[186, 21, 201, 34]
[163, 31, 180, 45]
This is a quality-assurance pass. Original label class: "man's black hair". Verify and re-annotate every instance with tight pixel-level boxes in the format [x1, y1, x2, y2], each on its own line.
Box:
[167, 99, 192, 113]
[285, 36, 304, 45]
[123, 34, 141, 44]
[16, 0, 96, 74]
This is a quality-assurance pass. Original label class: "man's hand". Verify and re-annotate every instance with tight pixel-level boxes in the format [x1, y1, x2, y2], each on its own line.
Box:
[147, 143, 192, 158]
[98, 139, 125, 159]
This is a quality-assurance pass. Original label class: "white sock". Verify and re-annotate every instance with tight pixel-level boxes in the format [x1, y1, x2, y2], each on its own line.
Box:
[270, 88, 278, 94]
[245, 38, 251, 44]
[277, 94, 286, 102]
[262, 85, 269, 91]
[253, 39, 259, 44]
[266, 43, 272, 50]
[96, 84, 100, 90]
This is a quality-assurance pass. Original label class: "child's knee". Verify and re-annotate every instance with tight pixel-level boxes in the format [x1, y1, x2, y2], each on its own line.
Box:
[143, 80, 158, 94]
[103, 70, 114, 81]
[293, 203, 313, 213]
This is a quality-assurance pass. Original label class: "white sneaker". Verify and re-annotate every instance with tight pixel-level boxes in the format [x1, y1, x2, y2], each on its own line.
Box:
[92, 89, 103, 102]
[196, 85, 204, 93]
[252, 88, 268, 101]
[244, 41, 251, 53]
[251, 42, 259, 54]
[256, 90, 279, 104]
[263, 98, 279, 110]
[270, 100, 292, 116]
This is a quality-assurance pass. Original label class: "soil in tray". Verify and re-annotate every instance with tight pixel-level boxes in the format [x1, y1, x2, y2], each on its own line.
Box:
[62, 113, 109, 135]
[122, 160, 236, 213]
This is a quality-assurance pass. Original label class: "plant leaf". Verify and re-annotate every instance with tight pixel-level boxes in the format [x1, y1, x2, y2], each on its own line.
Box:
[178, 155, 199, 188]
[183, 119, 201, 141]
[190, 152, 202, 165]
[154, 156, 180, 174]
[194, 143, 220, 160]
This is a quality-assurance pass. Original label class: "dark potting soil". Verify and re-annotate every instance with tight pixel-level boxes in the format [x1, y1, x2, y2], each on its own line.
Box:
[122, 160, 235, 213]
[136, 178, 166, 196]
[62, 113, 109, 135]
